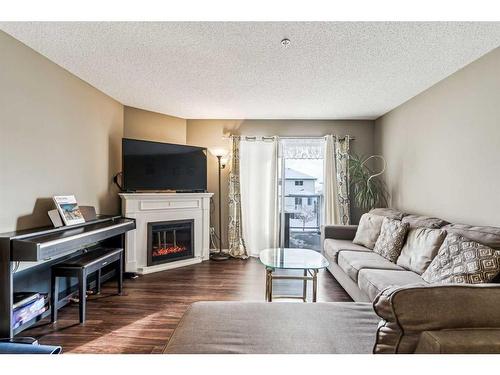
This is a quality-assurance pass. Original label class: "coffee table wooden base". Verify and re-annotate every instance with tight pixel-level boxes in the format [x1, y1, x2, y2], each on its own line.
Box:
[265, 267, 318, 302]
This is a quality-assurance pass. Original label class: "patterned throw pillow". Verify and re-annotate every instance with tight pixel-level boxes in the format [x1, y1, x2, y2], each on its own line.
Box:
[373, 217, 409, 263]
[422, 233, 500, 284]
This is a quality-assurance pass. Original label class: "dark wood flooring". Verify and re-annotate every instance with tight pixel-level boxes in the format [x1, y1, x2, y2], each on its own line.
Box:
[22, 258, 351, 354]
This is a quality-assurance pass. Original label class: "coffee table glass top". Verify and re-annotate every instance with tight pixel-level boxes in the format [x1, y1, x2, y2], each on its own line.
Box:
[259, 248, 329, 270]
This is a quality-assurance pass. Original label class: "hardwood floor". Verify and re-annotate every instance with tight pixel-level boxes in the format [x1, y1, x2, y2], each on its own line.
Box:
[23, 258, 351, 354]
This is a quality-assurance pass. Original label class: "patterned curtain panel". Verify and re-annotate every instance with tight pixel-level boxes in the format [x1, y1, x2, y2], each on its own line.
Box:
[227, 137, 248, 259]
[335, 135, 351, 225]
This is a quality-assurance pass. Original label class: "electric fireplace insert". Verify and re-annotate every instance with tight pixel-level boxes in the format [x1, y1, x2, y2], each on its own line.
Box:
[147, 219, 194, 266]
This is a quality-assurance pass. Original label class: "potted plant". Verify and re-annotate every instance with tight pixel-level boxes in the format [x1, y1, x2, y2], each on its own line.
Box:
[349, 153, 389, 211]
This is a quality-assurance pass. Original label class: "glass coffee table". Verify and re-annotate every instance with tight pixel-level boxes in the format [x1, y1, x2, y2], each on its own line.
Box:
[259, 248, 329, 302]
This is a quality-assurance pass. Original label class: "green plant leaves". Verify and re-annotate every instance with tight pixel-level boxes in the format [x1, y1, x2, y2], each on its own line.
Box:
[349, 153, 388, 210]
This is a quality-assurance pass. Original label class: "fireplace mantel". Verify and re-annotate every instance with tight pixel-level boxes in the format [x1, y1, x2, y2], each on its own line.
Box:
[119, 192, 213, 274]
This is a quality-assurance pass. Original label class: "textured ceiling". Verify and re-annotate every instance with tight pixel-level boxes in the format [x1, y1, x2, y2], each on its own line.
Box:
[1, 22, 500, 119]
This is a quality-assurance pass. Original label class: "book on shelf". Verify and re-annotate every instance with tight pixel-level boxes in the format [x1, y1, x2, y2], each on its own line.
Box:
[13, 292, 40, 310]
[53, 195, 85, 226]
[12, 293, 49, 330]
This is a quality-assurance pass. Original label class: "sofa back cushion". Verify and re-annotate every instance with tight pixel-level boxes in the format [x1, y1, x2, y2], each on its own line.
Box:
[352, 213, 384, 249]
[402, 214, 449, 229]
[373, 217, 409, 263]
[397, 228, 447, 274]
[443, 223, 500, 250]
[369, 208, 405, 221]
[422, 233, 500, 284]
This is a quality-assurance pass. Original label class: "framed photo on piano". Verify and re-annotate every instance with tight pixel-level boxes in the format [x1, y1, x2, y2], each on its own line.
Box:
[53, 195, 86, 226]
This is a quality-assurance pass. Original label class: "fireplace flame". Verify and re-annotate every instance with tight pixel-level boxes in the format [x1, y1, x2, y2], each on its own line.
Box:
[152, 245, 187, 257]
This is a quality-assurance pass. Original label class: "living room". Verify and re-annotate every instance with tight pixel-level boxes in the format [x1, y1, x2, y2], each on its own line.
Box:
[1, 1, 500, 372]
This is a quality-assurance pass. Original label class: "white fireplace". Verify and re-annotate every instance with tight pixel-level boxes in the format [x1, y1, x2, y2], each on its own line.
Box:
[119, 192, 213, 274]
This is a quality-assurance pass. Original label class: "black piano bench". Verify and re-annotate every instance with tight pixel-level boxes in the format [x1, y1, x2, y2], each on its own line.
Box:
[50, 248, 124, 324]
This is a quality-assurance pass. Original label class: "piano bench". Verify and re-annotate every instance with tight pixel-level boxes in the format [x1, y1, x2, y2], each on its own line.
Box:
[50, 247, 124, 324]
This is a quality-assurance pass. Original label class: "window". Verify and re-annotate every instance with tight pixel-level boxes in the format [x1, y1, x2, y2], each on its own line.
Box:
[280, 138, 325, 250]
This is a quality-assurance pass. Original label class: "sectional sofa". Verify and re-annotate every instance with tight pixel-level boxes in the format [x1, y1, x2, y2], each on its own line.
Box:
[164, 208, 500, 354]
[322, 208, 500, 302]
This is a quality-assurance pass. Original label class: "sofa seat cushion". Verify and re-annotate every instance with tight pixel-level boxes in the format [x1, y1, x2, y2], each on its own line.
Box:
[323, 239, 371, 262]
[164, 301, 379, 354]
[415, 329, 500, 354]
[358, 269, 427, 301]
[338, 250, 405, 282]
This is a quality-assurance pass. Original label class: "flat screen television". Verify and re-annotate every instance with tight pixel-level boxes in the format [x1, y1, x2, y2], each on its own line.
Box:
[122, 138, 207, 192]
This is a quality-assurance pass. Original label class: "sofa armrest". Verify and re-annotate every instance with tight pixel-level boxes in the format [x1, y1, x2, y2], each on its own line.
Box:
[322, 225, 358, 241]
[372, 283, 500, 354]
[415, 329, 500, 354]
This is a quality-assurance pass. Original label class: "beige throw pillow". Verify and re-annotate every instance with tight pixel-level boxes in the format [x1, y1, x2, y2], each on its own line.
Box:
[353, 213, 384, 249]
[422, 233, 500, 284]
[397, 228, 446, 274]
[373, 217, 409, 263]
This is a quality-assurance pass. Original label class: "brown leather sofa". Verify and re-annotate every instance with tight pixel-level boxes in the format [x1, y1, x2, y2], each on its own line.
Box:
[164, 209, 500, 354]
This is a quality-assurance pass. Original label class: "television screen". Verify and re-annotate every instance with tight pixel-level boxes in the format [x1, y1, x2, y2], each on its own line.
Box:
[122, 138, 207, 192]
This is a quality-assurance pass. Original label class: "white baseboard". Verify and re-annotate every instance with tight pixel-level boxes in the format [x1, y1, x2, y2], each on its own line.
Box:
[137, 257, 203, 274]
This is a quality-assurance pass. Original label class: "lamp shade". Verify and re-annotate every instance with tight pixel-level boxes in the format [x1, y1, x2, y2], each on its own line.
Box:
[208, 147, 229, 158]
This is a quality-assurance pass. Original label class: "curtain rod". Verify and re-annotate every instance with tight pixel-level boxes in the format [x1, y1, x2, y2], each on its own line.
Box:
[224, 135, 355, 141]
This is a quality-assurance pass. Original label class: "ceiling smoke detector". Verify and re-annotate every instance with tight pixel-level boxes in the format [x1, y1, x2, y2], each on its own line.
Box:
[281, 38, 291, 48]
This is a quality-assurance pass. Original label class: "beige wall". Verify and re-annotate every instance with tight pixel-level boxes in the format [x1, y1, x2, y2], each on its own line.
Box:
[0, 31, 124, 232]
[124, 106, 186, 144]
[374, 47, 500, 227]
[187, 119, 374, 248]
[0, 31, 376, 243]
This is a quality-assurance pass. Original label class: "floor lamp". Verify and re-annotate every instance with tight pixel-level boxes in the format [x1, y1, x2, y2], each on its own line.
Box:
[209, 148, 230, 261]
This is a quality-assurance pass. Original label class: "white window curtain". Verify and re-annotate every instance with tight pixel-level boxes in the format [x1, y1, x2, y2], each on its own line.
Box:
[240, 138, 279, 257]
[323, 135, 340, 225]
